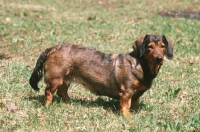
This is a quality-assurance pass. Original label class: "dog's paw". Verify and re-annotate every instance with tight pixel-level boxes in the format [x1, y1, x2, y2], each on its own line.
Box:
[122, 111, 133, 118]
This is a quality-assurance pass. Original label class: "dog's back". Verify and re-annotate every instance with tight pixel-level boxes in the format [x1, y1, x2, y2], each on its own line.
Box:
[43, 44, 131, 99]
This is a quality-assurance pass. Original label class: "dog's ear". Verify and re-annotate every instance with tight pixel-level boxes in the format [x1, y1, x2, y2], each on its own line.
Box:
[162, 35, 174, 60]
[132, 34, 150, 58]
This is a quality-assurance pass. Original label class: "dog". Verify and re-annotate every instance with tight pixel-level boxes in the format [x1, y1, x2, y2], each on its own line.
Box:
[29, 35, 173, 116]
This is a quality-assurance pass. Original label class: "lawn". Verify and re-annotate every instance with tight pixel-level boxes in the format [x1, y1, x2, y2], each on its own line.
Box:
[0, 0, 200, 131]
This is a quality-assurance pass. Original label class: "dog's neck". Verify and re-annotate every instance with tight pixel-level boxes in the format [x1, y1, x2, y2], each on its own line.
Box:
[140, 58, 161, 88]
[129, 51, 161, 88]
[147, 63, 161, 75]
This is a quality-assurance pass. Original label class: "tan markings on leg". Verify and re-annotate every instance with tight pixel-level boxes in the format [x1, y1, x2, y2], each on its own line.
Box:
[44, 89, 55, 107]
[44, 78, 63, 107]
[119, 92, 132, 117]
[119, 84, 133, 116]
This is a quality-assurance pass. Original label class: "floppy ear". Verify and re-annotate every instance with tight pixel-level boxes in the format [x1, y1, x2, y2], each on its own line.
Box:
[132, 34, 150, 58]
[162, 35, 174, 60]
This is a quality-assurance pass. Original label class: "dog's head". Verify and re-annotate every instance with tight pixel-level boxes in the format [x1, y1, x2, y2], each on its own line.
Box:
[132, 35, 173, 65]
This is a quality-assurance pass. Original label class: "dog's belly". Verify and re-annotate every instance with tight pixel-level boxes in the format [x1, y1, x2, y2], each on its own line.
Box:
[65, 75, 120, 99]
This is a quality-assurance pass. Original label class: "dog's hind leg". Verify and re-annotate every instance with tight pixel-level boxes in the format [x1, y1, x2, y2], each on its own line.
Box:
[57, 82, 71, 103]
[44, 77, 64, 107]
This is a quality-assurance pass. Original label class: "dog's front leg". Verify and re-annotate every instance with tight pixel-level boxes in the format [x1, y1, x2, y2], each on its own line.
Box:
[131, 98, 140, 111]
[119, 91, 133, 117]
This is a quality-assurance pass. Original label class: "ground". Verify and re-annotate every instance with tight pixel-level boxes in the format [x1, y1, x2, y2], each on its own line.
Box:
[0, 0, 200, 131]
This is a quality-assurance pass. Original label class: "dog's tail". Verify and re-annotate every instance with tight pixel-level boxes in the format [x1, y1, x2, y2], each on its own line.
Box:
[29, 49, 50, 91]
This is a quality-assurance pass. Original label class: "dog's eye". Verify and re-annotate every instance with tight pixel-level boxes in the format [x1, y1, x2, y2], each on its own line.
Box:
[161, 45, 165, 48]
[147, 45, 153, 49]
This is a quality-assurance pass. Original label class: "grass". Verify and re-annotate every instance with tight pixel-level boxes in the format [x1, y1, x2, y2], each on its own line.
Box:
[0, 0, 200, 131]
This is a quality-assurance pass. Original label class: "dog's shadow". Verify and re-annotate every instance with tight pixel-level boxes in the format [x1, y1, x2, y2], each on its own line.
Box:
[71, 97, 120, 113]
[26, 95, 146, 114]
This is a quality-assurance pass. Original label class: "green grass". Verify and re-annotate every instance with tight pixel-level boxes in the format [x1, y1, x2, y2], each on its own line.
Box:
[0, 0, 200, 131]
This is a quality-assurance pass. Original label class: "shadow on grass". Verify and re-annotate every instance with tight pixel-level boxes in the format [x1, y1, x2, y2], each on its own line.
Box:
[71, 97, 120, 114]
[159, 11, 200, 20]
[0, 53, 11, 60]
[26, 95, 146, 114]
[26, 95, 45, 108]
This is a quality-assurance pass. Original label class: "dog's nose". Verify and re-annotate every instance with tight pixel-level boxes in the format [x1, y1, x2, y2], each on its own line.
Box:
[156, 55, 163, 63]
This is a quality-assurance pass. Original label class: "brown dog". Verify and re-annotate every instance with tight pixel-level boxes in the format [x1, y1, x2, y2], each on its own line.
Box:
[29, 35, 173, 116]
